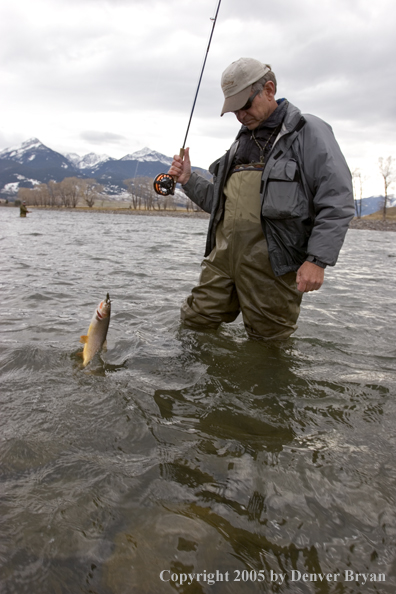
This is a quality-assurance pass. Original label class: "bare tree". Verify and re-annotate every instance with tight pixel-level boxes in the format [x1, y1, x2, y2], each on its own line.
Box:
[134, 177, 156, 210]
[378, 156, 394, 220]
[18, 187, 33, 205]
[48, 180, 60, 207]
[29, 187, 40, 207]
[153, 193, 163, 211]
[163, 194, 175, 211]
[59, 177, 81, 208]
[80, 179, 103, 208]
[34, 183, 51, 207]
[58, 178, 72, 207]
[124, 178, 141, 209]
[30, 185, 42, 206]
[352, 169, 363, 219]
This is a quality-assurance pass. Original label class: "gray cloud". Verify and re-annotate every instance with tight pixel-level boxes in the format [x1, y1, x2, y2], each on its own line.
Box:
[80, 131, 127, 144]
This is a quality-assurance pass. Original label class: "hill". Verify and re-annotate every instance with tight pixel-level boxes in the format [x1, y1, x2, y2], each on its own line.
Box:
[0, 139, 210, 199]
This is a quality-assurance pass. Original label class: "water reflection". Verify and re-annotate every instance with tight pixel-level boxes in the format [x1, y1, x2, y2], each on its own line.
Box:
[102, 333, 394, 593]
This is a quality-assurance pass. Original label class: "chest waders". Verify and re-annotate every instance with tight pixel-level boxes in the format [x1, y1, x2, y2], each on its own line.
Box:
[180, 168, 303, 340]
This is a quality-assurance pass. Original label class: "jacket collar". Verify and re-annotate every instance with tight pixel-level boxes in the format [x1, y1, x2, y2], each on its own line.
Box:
[236, 99, 302, 139]
[280, 101, 303, 133]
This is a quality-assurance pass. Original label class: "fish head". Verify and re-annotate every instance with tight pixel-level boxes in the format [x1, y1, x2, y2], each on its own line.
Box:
[96, 293, 111, 321]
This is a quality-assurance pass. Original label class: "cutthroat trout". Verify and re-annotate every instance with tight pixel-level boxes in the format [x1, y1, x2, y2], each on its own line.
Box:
[79, 293, 111, 366]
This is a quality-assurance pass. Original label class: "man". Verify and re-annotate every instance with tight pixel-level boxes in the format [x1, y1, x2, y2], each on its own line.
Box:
[168, 58, 354, 340]
[20, 201, 31, 217]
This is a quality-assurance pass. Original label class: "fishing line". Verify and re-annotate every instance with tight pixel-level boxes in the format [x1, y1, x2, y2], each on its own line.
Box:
[153, 0, 222, 196]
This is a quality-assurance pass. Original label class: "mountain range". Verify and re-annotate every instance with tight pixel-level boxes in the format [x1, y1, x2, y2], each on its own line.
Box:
[0, 138, 210, 199]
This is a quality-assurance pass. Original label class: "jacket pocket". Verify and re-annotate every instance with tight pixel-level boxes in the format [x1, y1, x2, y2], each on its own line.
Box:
[262, 158, 303, 219]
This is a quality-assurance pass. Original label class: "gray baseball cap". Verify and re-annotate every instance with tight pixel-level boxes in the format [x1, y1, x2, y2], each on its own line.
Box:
[221, 58, 270, 116]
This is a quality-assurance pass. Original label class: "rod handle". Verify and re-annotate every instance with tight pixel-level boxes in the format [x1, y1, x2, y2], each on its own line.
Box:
[172, 148, 185, 189]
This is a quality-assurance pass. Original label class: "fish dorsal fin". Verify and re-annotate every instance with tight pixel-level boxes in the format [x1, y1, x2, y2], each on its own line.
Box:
[80, 335, 89, 344]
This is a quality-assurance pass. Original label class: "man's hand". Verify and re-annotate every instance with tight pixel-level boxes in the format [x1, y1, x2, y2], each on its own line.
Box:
[296, 261, 325, 293]
[168, 147, 191, 186]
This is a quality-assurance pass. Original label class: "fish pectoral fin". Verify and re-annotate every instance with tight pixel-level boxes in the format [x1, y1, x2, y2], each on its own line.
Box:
[102, 340, 107, 353]
[80, 335, 89, 344]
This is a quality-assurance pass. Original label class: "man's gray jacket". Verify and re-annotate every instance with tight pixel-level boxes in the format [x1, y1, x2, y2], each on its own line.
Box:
[182, 101, 354, 276]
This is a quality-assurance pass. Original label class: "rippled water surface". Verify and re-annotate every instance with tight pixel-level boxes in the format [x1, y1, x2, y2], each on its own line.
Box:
[1, 208, 396, 593]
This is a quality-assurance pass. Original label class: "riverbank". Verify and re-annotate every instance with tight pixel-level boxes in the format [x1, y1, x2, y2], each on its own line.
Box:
[7, 205, 211, 219]
[95, 208, 211, 219]
[3, 204, 396, 229]
[349, 218, 396, 231]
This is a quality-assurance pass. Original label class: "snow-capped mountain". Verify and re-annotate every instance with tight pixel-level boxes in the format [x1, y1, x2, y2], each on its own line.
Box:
[64, 152, 113, 170]
[0, 138, 43, 163]
[0, 138, 72, 170]
[0, 138, 210, 198]
[0, 138, 78, 196]
[121, 147, 173, 167]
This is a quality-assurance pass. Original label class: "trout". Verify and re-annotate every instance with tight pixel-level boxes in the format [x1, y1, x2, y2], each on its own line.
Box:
[79, 293, 111, 366]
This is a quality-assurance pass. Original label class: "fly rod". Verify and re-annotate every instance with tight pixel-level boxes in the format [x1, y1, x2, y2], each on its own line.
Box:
[153, 0, 222, 196]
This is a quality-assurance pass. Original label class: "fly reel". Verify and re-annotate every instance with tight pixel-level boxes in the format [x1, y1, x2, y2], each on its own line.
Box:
[153, 147, 184, 196]
[153, 173, 175, 196]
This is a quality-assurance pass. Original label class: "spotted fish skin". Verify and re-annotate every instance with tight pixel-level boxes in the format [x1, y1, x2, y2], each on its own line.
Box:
[80, 293, 111, 366]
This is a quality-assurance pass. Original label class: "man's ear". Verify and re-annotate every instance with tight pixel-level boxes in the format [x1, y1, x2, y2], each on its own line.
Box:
[264, 80, 276, 99]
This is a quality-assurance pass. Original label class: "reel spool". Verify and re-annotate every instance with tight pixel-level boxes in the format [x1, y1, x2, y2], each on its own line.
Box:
[153, 147, 184, 196]
[153, 173, 175, 196]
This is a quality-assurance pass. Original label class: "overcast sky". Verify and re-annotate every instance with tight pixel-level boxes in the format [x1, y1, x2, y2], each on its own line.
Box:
[1, 0, 395, 196]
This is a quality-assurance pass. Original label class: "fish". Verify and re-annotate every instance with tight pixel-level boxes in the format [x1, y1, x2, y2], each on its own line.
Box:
[79, 293, 111, 367]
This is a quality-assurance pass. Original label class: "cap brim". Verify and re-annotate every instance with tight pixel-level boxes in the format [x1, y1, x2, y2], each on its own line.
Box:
[221, 85, 252, 116]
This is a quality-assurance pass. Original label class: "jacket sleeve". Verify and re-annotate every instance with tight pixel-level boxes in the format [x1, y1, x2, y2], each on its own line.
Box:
[300, 115, 355, 266]
[182, 172, 214, 214]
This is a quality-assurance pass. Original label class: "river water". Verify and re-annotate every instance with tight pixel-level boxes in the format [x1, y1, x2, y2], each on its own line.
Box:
[1, 208, 396, 594]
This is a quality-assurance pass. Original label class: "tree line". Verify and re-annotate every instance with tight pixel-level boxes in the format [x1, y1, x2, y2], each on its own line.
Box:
[123, 177, 202, 212]
[17, 175, 203, 212]
[18, 178, 103, 208]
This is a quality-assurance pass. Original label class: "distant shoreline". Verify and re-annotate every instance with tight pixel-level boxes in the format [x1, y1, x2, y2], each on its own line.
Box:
[2, 205, 396, 229]
[90, 208, 211, 219]
[349, 218, 396, 232]
[7, 205, 211, 219]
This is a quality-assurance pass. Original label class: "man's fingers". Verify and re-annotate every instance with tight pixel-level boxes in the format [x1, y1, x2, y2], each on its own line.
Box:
[296, 261, 325, 293]
[168, 157, 183, 177]
[167, 147, 191, 185]
[297, 280, 322, 293]
[297, 280, 307, 293]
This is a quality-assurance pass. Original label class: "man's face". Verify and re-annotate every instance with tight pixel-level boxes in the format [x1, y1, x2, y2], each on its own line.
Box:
[234, 83, 276, 130]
